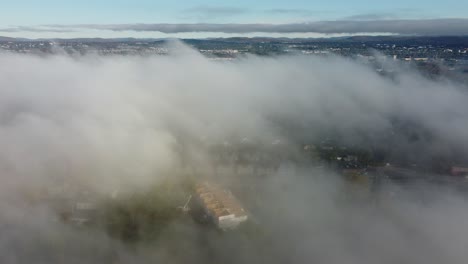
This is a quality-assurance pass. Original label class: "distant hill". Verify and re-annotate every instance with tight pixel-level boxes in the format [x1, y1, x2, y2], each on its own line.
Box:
[1, 35, 468, 45]
[202, 36, 468, 46]
[0, 36, 26, 42]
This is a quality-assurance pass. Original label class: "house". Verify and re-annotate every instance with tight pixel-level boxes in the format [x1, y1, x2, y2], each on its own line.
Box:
[194, 182, 248, 230]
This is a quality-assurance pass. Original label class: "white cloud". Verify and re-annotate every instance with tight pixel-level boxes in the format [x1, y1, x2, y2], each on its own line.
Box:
[0, 43, 468, 263]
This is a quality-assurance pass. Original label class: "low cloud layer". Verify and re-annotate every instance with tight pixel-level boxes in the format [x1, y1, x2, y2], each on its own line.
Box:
[2, 19, 468, 36]
[1, 43, 468, 263]
[184, 6, 248, 16]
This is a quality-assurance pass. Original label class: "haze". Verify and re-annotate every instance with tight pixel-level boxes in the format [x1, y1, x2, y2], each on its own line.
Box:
[0, 42, 467, 263]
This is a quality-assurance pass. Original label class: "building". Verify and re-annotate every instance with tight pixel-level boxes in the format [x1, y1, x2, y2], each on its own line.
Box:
[69, 201, 97, 225]
[194, 182, 248, 230]
[451, 166, 468, 177]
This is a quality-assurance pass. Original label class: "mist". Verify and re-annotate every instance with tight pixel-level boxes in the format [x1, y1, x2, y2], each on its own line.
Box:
[1, 43, 468, 263]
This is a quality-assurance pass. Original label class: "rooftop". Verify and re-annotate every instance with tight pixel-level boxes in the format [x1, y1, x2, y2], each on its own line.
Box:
[195, 182, 247, 218]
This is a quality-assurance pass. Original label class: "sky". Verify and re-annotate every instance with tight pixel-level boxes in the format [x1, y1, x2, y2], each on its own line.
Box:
[1, 0, 468, 38]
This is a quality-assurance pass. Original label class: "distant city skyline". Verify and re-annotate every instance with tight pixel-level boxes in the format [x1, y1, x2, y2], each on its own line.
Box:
[1, 0, 468, 38]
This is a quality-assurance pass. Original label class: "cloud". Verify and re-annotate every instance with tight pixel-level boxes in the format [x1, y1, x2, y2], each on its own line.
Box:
[263, 8, 318, 16]
[181, 6, 248, 21]
[184, 6, 248, 16]
[344, 12, 400, 20]
[1, 43, 468, 263]
[181, 6, 315, 19]
[21, 19, 468, 35]
[266, 8, 306, 14]
[0, 26, 75, 33]
[343, 9, 421, 21]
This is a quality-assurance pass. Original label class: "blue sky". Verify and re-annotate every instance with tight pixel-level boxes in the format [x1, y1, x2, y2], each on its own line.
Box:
[1, 0, 467, 38]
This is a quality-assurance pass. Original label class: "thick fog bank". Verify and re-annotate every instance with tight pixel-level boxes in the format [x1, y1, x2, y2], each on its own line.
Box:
[0, 44, 468, 263]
